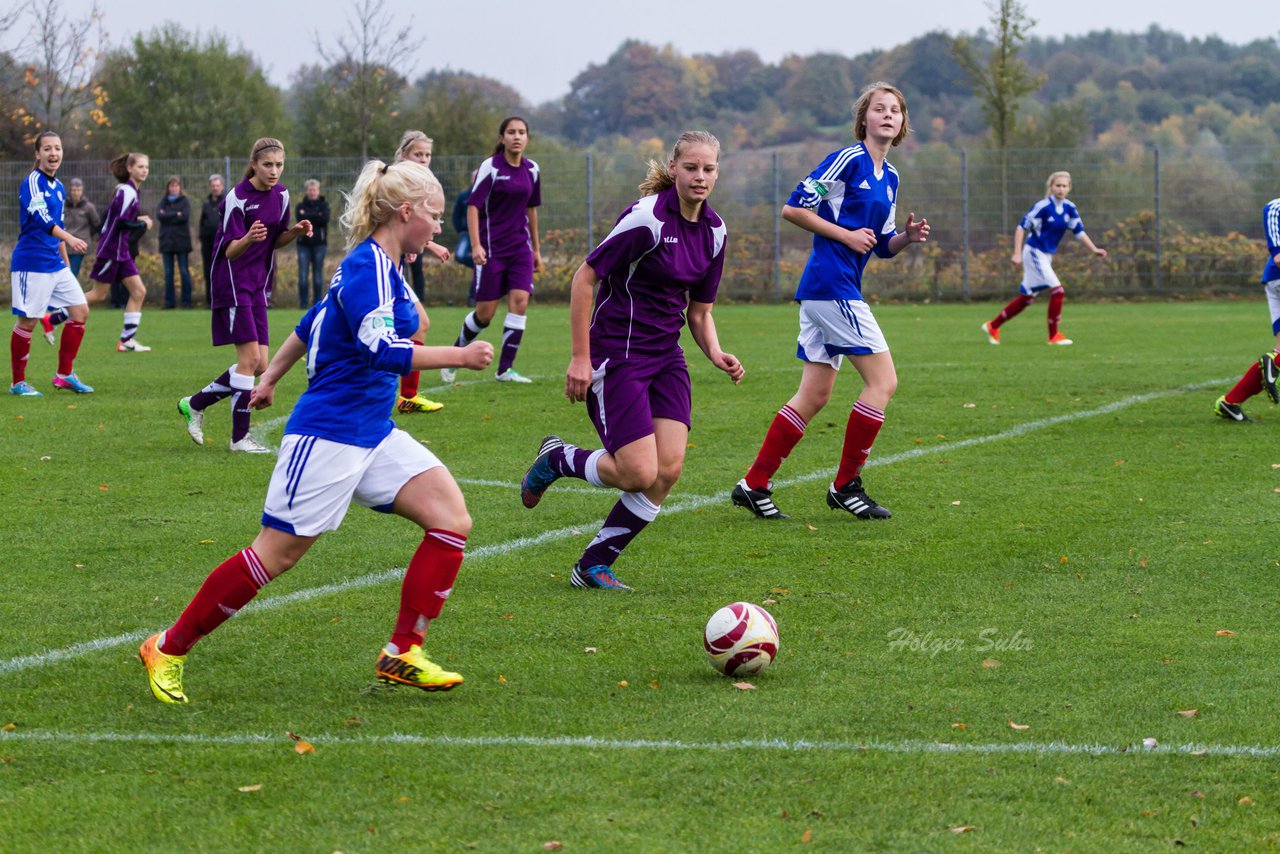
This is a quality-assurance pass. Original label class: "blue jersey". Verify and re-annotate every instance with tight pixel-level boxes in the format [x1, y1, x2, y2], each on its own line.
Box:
[788, 145, 898, 301]
[284, 238, 420, 448]
[1262, 198, 1280, 285]
[11, 169, 67, 273]
[1020, 197, 1084, 254]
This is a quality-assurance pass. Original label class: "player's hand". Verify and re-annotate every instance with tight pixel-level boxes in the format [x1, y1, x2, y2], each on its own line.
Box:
[1010, 253, 1021, 267]
[713, 351, 744, 385]
[139, 215, 153, 230]
[533, 252, 544, 273]
[249, 381, 276, 410]
[1094, 247, 1108, 259]
[472, 245, 487, 266]
[565, 355, 592, 403]
[294, 219, 313, 238]
[903, 212, 929, 243]
[460, 340, 493, 371]
[425, 242, 451, 263]
[842, 227, 878, 254]
[247, 221, 269, 243]
[66, 236, 87, 254]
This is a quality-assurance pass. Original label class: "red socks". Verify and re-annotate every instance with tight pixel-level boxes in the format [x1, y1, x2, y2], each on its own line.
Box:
[834, 400, 885, 487]
[57, 321, 85, 375]
[400, 341, 424, 398]
[390, 529, 466, 652]
[161, 548, 270, 656]
[745, 405, 807, 490]
[1226, 360, 1265, 404]
[991, 294, 1034, 329]
[10, 326, 31, 384]
[1047, 287, 1065, 337]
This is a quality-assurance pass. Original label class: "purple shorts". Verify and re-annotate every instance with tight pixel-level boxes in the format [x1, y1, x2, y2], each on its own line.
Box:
[212, 304, 270, 347]
[89, 255, 139, 285]
[586, 351, 691, 454]
[472, 250, 534, 303]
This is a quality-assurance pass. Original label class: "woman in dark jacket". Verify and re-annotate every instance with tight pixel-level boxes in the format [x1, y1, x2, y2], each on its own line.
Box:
[295, 178, 330, 308]
[199, 174, 225, 308]
[157, 176, 194, 308]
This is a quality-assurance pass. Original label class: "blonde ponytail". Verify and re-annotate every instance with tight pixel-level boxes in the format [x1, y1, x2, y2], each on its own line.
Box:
[638, 131, 720, 196]
[340, 159, 442, 250]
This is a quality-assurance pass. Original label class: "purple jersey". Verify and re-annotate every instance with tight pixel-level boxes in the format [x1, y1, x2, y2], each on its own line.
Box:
[95, 181, 143, 265]
[210, 178, 291, 308]
[468, 153, 541, 259]
[584, 186, 727, 360]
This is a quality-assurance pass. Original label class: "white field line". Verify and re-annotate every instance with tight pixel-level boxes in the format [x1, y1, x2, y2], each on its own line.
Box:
[1, 377, 1230, 680]
[1, 729, 1276, 758]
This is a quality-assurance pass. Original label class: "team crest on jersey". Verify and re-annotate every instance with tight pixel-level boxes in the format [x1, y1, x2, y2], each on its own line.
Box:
[802, 178, 828, 197]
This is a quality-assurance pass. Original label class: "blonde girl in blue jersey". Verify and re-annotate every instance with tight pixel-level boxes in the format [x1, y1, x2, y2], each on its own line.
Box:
[139, 159, 493, 703]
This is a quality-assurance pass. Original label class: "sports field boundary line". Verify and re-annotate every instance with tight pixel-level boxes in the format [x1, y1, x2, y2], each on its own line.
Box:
[0, 377, 1231, 679]
[1, 729, 1276, 758]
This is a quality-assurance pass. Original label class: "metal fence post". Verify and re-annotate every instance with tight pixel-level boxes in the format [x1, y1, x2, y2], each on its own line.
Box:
[772, 150, 781, 302]
[1153, 145, 1161, 292]
[223, 155, 230, 186]
[962, 148, 970, 301]
[586, 151, 594, 251]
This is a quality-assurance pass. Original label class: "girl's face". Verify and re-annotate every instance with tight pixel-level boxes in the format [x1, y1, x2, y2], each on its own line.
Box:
[406, 188, 445, 251]
[167, 180, 181, 196]
[500, 121, 528, 156]
[252, 150, 285, 189]
[404, 140, 432, 166]
[862, 91, 904, 144]
[129, 156, 150, 184]
[670, 142, 719, 211]
[36, 137, 62, 175]
[1049, 176, 1071, 200]
[68, 184, 83, 203]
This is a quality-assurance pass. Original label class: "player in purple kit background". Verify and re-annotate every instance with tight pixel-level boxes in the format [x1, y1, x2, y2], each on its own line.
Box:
[441, 116, 543, 385]
[83, 151, 154, 352]
[520, 131, 743, 591]
[732, 82, 930, 522]
[981, 170, 1107, 346]
[177, 137, 312, 453]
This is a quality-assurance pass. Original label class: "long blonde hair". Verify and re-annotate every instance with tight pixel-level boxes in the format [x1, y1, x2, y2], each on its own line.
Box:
[852, 82, 910, 147]
[638, 131, 721, 197]
[340, 159, 442, 250]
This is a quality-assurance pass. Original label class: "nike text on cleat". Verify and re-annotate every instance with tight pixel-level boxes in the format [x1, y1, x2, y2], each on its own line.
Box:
[495, 369, 532, 384]
[827, 476, 892, 520]
[570, 562, 633, 591]
[51, 373, 94, 393]
[117, 338, 151, 352]
[229, 434, 272, 453]
[731, 478, 789, 519]
[1047, 332, 1073, 346]
[139, 633, 188, 703]
[1260, 354, 1279, 405]
[9, 380, 42, 396]
[521, 435, 565, 508]
[982, 321, 1000, 345]
[177, 396, 204, 445]
[1213, 395, 1252, 422]
[440, 367, 457, 384]
[375, 645, 463, 691]
[397, 394, 444, 413]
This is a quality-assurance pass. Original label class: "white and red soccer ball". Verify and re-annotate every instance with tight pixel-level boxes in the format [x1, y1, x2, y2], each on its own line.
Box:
[703, 602, 779, 676]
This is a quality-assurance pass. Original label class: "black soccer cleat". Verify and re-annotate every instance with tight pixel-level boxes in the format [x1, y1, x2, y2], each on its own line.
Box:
[1260, 354, 1279, 405]
[731, 478, 789, 520]
[1214, 395, 1253, 423]
[827, 476, 892, 519]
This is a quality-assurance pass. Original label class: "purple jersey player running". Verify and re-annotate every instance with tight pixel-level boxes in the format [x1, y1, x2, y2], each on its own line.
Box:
[519, 131, 743, 591]
[732, 82, 930, 522]
[177, 138, 312, 453]
[982, 171, 1107, 346]
[441, 116, 543, 385]
[84, 152, 154, 351]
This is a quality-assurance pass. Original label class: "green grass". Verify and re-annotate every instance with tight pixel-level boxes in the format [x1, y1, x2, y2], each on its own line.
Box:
[3, 301, 1280, 851]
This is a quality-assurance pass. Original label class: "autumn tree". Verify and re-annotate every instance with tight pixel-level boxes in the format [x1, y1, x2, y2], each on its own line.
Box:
[290, 61, 406, 158]
[562, 41, 696, 143]
[399, 70, 521, 157]
[20, 0, 107, 150]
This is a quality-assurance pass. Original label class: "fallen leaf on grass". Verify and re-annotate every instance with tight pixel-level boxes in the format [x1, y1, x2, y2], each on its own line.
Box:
[1114, 459, 1125, 465]
[328, 615, 341, 623]
[344, 716, 365, 728]
[1177, 709, 1199, 718]
[1142, 738, 1158, 749]
[950, 500, 961, 506]
[982, 659, 1002, 669]
[1008, 720, 1029, 731]
[501, 613, 513, 620]
[649, 679, 660, 689]
[771, 587, 791, 595]
[733, 682, 756, 691]
[617, 680, 628, 688]
[583, 647, 597, 654]
[287, 731, 315, 754]
[1203, 540, 1214, 545]
[962, 402, 976, 408]
[397, 796, 410, 803]
[949, 825, 975, 834]
[1239, 796, 1254, 806]
[1191, 791, 1204, 798]
[98, 484, 109, 491]
[951, 722, 966, 730]
[1, 722, 15, 732]
[1215, 630, 1236, 637]
[805, 524, 817, 531]
[1054, 776, 1069, 785]
[497, 675, 507, 685]
[801, 828, 813, 843]
[39, 455, 50, 461]
[74, 563, 85, 568]
[762, 598, 777, 605]
[198, 539, 215, 545]
[237, 784, 263, 793]
[1059, 555, 1069, 564]
[1140, 556, 1148, 568]
[542, 843, 564, 852]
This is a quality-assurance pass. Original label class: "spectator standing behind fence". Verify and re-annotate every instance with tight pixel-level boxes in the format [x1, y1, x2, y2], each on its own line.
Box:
[981, 171, 1107, 347]
[199, 174, 225, 308]
[158, 176, 194, 309]
[1212, 196, 1280, 423]
[62, 178, 98, 279]
[441, 116, 543, 385]
[295, 179, 330, 309]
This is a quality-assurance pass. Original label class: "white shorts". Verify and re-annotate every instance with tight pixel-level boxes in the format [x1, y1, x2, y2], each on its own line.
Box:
[1019, 246, 1061, 294]
[10, 267, 86, 318]
[1266, 280, 1280, 335]
[796, 299, 888, 369]
[261, 429, 443, 537]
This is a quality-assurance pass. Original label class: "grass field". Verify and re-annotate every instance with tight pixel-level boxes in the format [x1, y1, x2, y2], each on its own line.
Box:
[2, 300, 1279, 851]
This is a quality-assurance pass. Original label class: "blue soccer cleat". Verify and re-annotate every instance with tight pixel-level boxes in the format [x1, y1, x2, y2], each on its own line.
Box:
[9, 380, 42, 397]
[51, 372, 94, 393]
[521, 435, 565, 509]
[570, 562, 633, 591]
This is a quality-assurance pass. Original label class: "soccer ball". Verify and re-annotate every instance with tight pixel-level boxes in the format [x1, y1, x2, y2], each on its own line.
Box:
[703, 602, 779, 676]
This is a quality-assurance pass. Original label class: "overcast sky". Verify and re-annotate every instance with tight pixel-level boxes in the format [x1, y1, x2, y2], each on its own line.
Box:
[54, 0, 1280, 105]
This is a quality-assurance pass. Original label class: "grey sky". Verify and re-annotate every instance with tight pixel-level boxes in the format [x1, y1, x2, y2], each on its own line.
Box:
[56, 0, 1279, 105]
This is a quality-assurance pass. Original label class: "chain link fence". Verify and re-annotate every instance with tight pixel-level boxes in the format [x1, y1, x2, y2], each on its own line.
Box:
[1, 143, 1277, 305]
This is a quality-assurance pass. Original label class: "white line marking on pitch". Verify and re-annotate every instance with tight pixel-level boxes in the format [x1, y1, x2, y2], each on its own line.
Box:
[0, 378, 1230, 679]
[1, 729, 1276, 758]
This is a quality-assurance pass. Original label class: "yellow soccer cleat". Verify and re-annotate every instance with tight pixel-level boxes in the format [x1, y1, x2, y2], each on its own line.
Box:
[375, 645, 463, 691]
[397, 394, 444, 414]
[139, 633, 188, 704]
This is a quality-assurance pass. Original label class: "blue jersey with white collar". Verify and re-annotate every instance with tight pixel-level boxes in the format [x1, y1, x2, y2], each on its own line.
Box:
[789, 144, 899, 301]
[284, 238, 420, 448]
[1262, 198, 1280, 285]
[1020, 197, 1084, 254]
[12, 169, 68, 273]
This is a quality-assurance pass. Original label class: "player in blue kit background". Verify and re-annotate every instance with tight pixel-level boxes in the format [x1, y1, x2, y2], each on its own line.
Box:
[732, 82, 930, 522]
[139, 159, 493, 703]
[1212, 196, 1280, 422]
[520, 130, 743, 591]
[982, 170, 1107, 346]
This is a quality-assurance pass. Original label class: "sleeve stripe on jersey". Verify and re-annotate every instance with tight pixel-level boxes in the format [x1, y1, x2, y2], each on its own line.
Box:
[26, 172, 53, 225]
[818, 145, 862, 184]
[1266, 201, 1280, 248]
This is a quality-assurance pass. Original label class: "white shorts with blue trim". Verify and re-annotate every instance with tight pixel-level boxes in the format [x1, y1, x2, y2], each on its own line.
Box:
[796, 299, 888, 370]
[262, 428, 442, 537]
[10, 267, 86, 318]
[1266, 280, 1280, 336]
[1019, 246, 1062, 294]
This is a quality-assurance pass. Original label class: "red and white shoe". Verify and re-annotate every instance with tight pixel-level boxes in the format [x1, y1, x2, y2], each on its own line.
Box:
[982, 321, 1000, 345]
[1047, 332, 1073, 346]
